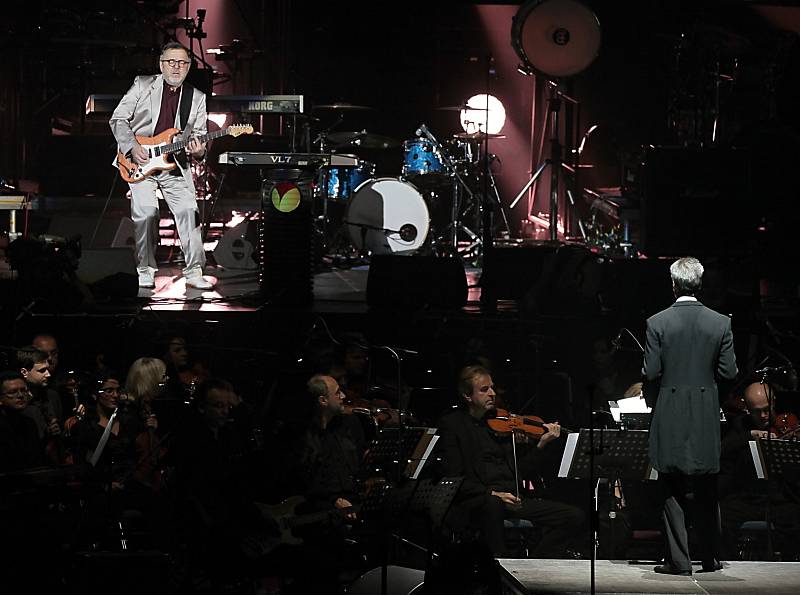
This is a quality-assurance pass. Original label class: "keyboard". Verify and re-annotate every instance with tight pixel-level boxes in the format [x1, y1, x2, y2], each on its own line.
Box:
[218, 152, 360, 168]
[86, 94, 303, 115]
[207, 95, 303, 114]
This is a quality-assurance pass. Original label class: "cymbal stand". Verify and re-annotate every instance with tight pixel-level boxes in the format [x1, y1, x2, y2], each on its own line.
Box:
[509, 79, 580, 242]
[415, 125, 479, 257]
[479, 151, 512, 237]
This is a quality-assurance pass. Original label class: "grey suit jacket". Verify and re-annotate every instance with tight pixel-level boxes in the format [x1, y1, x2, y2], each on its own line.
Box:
[109, 74, 207, 192]
[644, 300, 738, 474]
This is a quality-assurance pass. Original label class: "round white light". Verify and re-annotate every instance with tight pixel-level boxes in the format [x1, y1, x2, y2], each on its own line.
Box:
[460, 94, 506, 135]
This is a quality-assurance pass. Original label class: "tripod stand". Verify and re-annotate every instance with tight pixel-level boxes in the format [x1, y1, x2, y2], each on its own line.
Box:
[510, 79, 580, 242]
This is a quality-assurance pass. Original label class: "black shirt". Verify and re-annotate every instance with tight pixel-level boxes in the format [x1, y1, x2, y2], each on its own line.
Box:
[301, 414, 365, 507]
[0, 409, 43, 472]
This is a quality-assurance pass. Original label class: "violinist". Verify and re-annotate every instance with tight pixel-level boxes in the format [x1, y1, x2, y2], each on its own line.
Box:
[438, 365, 585, 558]
[69, 372, 154, 491]
[17, 346, 65, 464]
[163, 334, 210, 401]
[719, 380, 800, 559]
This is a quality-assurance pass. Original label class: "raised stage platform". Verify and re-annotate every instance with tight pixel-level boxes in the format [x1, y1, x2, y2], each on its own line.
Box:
[497, 559, 800, 595]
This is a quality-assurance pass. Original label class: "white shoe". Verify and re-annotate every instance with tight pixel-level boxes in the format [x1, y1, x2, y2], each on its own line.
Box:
[138, 270, 155, 288]
[185, 274, 213, 290]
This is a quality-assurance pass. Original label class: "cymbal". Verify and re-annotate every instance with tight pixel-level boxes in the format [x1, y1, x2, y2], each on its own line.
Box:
[312, 102, 374, 111]
[452, 132, 506, 140]
[328, 131, 400, 149]
[437, 105, 489, 111]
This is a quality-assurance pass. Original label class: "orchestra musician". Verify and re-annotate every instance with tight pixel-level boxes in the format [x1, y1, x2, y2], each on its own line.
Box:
[437, 365, 585, 558]
[0, 371, 42, 472]
[719, 380, 800, 559]
[643, 257, 738, 575]
[109, 40, 211, 290]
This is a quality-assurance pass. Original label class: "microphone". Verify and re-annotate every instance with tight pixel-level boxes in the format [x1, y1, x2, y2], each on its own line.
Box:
[415, 123, 439, 145]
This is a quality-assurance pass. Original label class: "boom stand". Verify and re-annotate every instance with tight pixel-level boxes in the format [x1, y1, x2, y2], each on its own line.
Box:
[509, 80, 580, 242]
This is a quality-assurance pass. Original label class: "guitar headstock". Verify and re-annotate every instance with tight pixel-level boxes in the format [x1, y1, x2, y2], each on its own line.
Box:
[229, 124, 254, 137]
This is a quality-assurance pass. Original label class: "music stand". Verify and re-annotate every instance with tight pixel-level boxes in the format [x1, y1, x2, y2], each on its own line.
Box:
[559, 429, 654, 481]
[363, 427, 439, 481]
[559, 429, 654, 565]
[750, 437, 800, 559]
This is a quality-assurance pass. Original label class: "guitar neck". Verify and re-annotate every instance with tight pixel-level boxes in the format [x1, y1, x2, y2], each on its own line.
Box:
[286, 504, 357, 530]
[161, 128, 230, 155]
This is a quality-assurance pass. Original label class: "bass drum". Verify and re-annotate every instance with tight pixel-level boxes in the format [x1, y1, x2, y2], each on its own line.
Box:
[345, 178, 430, 255]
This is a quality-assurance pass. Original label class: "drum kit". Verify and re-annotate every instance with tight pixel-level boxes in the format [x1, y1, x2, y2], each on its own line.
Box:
[310, 102, 509, 261]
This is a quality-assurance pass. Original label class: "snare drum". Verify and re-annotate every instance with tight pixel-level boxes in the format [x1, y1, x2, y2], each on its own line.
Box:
[402, 138, 445, 177]
[320, 161, 375, 201]
[345, 178, 430, 254]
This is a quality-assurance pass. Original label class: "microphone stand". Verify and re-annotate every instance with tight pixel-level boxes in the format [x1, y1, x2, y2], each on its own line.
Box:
[761, 369, 775, 560]
[480, 54, 496, 312]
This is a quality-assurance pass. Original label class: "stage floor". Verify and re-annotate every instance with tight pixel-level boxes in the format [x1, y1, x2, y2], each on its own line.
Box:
[139, 262, 484, 313]
[497, 559, 800, 595]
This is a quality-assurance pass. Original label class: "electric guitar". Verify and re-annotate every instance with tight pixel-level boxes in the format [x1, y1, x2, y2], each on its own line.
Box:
[116, 123, 253, 183]
[240, 495, 358, 558]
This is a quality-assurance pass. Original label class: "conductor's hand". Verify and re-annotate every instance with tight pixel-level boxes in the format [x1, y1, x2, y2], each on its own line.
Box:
[131, 143, 148, 165]
[491, 491, 521, 509]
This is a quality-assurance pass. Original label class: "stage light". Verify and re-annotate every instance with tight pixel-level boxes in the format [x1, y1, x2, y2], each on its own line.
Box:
[208, 113, 228, 128]
[460, 94, 506, 135]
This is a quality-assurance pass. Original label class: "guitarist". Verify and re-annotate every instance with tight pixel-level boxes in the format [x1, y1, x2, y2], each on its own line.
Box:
[110, 41, 212, 290]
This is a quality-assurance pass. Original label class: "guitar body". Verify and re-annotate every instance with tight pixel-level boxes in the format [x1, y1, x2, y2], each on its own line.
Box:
[117, 128, 181, 183]
[115, 124, 253, 184]
[257, 495, 307, 546]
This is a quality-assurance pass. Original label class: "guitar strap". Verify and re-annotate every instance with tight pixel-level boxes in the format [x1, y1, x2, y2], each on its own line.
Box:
[174, 83, 195, 169]
[89, 407, 119, 467]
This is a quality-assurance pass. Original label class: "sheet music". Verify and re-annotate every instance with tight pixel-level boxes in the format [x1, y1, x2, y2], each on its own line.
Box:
[750, 440, 765, 479]
[558, 432, 580, 478]
[408, 432, 439, 480]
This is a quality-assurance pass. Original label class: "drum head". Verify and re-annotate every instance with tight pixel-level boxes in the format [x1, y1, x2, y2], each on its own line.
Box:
[345, 178, 430, 254]
[512, 0, 601, 78]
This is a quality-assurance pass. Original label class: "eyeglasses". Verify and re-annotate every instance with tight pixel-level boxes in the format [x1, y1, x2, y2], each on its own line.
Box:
[99, 387, 120, 395]
[1, 389, 30, 397]
[161, 59, 191, 68]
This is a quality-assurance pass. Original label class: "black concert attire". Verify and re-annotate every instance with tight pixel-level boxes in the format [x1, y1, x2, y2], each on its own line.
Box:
[438, 408, 585, 557]
[69, 409, 144, 485]
[644, 297, 738, 572]
[0, 408, 44, 472]
[21, 385, 64, 437]
[300, 413, 366, 511]
[169, 409, 261, 585]
[719, 413, 800, 558]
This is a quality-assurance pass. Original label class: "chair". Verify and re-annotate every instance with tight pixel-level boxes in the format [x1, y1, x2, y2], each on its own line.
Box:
[737, 520, 772, 560]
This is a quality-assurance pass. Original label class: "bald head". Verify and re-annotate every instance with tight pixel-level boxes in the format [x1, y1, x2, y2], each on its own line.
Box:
[744, 382, 772, 430]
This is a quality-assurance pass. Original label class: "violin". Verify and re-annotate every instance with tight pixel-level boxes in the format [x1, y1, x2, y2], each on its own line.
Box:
[486, 408, 572, 440]
[133, 402, 169, 491]
[772, 411, 800, 439]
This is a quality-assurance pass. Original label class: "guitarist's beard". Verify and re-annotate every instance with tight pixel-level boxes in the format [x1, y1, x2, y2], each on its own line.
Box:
[163, 72, 187, 88]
